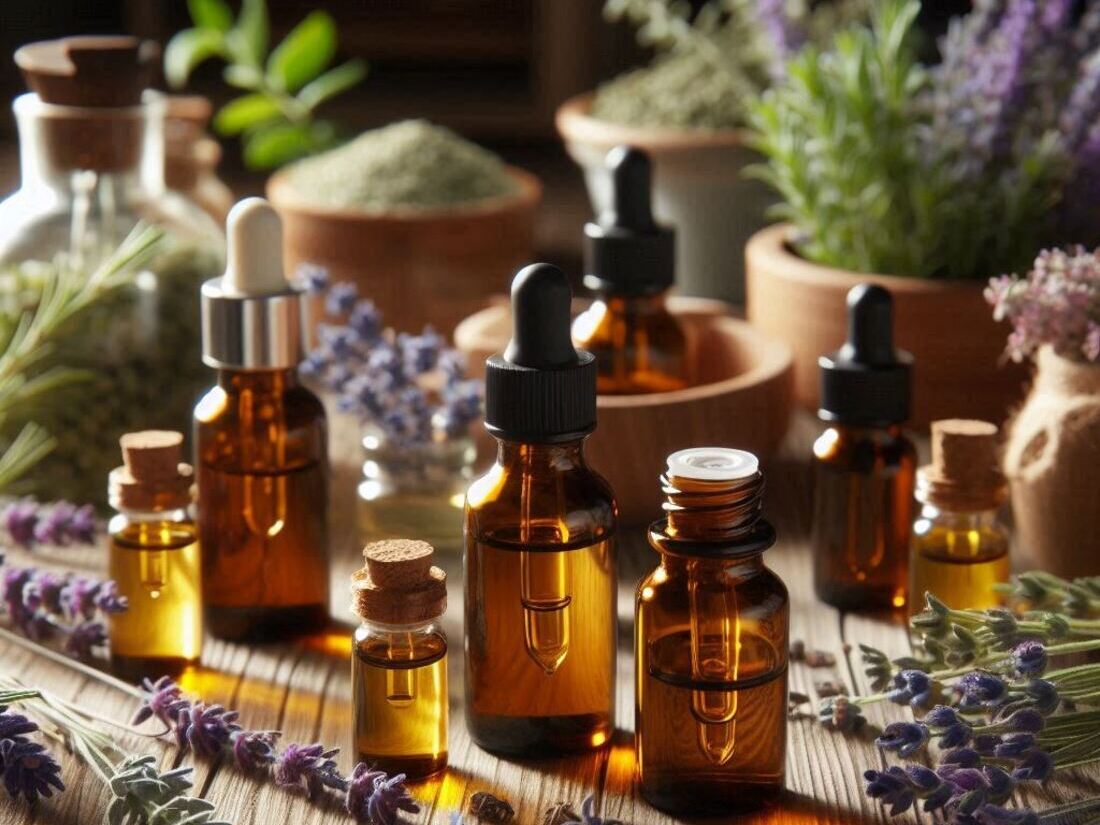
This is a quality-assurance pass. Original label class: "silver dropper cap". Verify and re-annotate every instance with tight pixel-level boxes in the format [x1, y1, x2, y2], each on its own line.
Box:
[201, 197, 309, 370]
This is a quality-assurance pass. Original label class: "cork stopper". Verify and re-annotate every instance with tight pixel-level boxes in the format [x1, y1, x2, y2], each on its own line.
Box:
[351, 540, 447, 624]
[15, 36, 158, 107]
[918, 419, 1006, 511]
[109, 431, 194, 511]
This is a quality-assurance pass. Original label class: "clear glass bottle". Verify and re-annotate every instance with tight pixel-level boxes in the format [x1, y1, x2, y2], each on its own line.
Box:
[465, 263, 617, 756]
[195, 199, 329, 641]
[0, 36, 223, 505]
[636, 448, 788, 815]
[812, 284, 916, 611]
[358, 430, 475, 554]
[909, 420, 1010, 614]
[107, 431, 202, 682]
[571, 146, 689, 395]
[351, 540, 448, 779]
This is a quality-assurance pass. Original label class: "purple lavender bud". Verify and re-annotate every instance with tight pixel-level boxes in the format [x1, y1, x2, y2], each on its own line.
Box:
[275, 743, 345, 799]
[1012, 640, 1047, 677]
[973, 734, 1003, 755]
[3, 500, 39, 548]
[297, 263, 329, 294]
[437, 349, 468, 381]
[863, 767, 915, 817]
[325, 282, 359, 317]
[888, 670, 934, 708]
[33, 502, 76, 546]
[21, 572, 63, 615]
[876, 721, 930, 757]
[59, 577, 100, 621]
[132, 676, 191, 727]
[1024, 679, 1059, 714]
[2, 567, 33, 622]
[318, 325, 357, 360]
[925, 704, 963, 727]
[344, 763, 420, 825]
[23, 612, 58, 642]
[939, 721, 973, 749]
[995, 733, 1036, 758]
[0, 739, 64, 803]
[230, 730, 280, 772]
[957, 671, 1009, 709]
[94, 580, 128, 615]
[63, 620, 106, 659]
[0, 707, 38, 742]
[176, 703, 241, 756]
[1003, 708, 1045, 733]
[348, 300, 383, 342]
[904, 765, 940, 791]
[983, 765, 1016, 803]
[399, 329, 443, 375]
[942, 747, 983, 768]
[1011, 748, 1054, 782]
[65, 504, 96, 544]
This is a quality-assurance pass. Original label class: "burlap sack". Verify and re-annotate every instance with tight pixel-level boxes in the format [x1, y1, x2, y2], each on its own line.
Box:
[1004, 345, 1100, 578]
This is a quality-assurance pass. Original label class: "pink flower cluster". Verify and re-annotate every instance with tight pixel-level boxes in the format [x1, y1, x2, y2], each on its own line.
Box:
[986, 246, 1100, 363]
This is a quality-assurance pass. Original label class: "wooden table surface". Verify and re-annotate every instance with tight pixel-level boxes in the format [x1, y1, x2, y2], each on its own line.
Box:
[1, 413, 1096, 825]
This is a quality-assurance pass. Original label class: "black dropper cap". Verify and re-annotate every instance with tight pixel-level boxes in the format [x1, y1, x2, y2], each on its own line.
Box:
[583, 146, 675, 296]
[819, 284, 913, 427]
[485, 263, 597, 442]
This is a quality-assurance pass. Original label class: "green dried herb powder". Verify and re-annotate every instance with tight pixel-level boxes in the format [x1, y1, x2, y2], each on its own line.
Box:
[590, 51, 746, 131]
[283, 120, 519, 210]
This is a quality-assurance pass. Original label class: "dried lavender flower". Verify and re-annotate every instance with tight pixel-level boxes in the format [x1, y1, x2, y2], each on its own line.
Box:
[230, 730, 280, 773]
[275, 743, 344, 799]
[176, 703, 241, 757]
[344, 763, 420, 825]
[133, 676, 191, 727]
[63, 620, 106, 660]
[0, 738, 64, 803]
[1, 499, 97, 548]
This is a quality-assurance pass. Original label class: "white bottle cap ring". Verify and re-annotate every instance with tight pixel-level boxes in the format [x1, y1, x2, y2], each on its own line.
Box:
[666, 447, 759, 481]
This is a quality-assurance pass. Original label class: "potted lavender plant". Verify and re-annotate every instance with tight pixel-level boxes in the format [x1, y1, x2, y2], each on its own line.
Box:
[746, 0, 1100, 426]
[987, 247, 1100, 579]
[302, 271, 482, 554]
[555, 0, 866, 304]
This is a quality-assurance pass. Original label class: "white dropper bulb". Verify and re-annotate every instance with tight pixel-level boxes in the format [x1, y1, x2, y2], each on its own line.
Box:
[222, 197, 290, 297]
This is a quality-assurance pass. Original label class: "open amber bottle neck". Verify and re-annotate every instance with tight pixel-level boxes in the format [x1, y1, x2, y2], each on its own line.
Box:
[493, 437, 587, 470]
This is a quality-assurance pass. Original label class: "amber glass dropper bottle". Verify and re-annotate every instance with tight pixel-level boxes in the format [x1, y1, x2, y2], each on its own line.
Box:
[637, 448, 788, 815]
[108, 430, 202, 682]
[909, 419, 1010, 615]
[571, 145, 689, 394]
[194, 198, 330, 641]
[812, 284, 916, 611]
[465, 262, 618, 756]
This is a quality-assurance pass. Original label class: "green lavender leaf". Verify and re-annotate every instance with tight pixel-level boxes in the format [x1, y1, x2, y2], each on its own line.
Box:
[163, 28, 225, 88]
[187, 0, 232, 32]
[297, 59, 367, 111]
[227, 0, 269, 68]
[213, 92, 282, 135]
[266, 10, 337, 93]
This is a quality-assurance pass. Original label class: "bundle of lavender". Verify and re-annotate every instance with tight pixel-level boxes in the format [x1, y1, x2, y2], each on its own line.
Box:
[824, 573, 1100, 825]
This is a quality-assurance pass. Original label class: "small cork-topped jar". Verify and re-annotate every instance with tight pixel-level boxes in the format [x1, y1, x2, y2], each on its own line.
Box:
[107, 431, 202, 682]
[909, 419, 1010, 615]
[351, 539, 448, 779]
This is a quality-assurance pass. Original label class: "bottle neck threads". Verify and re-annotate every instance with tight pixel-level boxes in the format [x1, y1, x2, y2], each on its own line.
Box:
[662, 471, 765, 543]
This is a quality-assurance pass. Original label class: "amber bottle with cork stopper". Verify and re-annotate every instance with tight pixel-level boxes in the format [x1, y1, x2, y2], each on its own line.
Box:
[909, 420, 1010, 614]
[351, 539, 448, 779]
[195, 197, 329, 641]
[636, 447, 788, 815]
[571, 145, 689, 394]
[812, 284, 916, 611]
[108, 431, 202, 682]
[465, 262, 618, 756]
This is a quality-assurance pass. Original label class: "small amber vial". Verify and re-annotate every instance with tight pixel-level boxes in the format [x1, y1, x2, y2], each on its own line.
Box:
[571, 145, 689, 395]
[909, 420, 1010, 614]
[637, 448, 788, 815]
[351, 540, 448, 779]
[108, 431, 202, 682]
[812, 284, 916, 611]
[465, 262, 617, 756]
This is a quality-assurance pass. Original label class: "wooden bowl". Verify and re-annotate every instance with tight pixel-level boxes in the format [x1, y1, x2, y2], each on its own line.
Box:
[455, 296, 794, 524]
[555, 92, 772, 305]
[268, 167, 541, 335]
[746, 223, 1029, 428]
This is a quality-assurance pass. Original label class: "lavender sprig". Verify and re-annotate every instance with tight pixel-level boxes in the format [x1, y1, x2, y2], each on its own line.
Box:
[2, 498, 97, 549]
[0, 704, 64, 804]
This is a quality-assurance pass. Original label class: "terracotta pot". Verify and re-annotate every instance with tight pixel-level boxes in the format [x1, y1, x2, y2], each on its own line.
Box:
[163, 95, 234, 225]
[454, 296, 793, 525]
[1005, 347, 1100, 578]
[267, 167, 541, 336]
[555, 92, 772, 306]
[745, 224, 1028, 428]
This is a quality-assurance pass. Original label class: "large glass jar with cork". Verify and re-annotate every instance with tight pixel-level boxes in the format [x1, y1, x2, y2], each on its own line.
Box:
[0, 36, 223, 504]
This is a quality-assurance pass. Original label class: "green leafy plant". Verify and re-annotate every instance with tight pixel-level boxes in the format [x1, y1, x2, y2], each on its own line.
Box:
[165, 0, 367, 169]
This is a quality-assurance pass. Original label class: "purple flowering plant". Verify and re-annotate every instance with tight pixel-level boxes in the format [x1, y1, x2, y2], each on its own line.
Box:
[751, 0, 1100, 281]
[2, 498, 96, 549]
[298, 266, 482, 449]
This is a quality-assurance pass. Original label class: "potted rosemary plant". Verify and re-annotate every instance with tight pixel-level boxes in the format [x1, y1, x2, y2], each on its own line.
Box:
[556, 0, 867, 303]
[746, 0, 1100, 426]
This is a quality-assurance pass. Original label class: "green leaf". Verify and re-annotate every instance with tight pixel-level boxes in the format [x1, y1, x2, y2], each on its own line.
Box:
[188, 0, 232, 31]
[243, 122, 318, 169]
[297, 59, 367, 110]
[213, 93, 283, 135]
[266, 10, 337, 93]
[228, 0, 269, 67]
[222, 63, 263, 89]
[163, 28, 225, 88]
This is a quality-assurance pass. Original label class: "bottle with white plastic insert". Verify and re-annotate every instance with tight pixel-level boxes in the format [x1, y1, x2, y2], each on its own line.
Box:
[635, 447, 789, 815]
[194, 197, 330, 641]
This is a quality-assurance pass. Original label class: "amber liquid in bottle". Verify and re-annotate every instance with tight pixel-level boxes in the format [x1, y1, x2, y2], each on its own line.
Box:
[109, 512, 202, 681]
[353, 622, 448, 778]
[909, 506, 1009, 615]
[572, 293, 689, 395]
[464, 439, 617, 755]
[195, 368, 330, 641]
[637, 458, 788, 815]
[812, 425, 916, 611]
